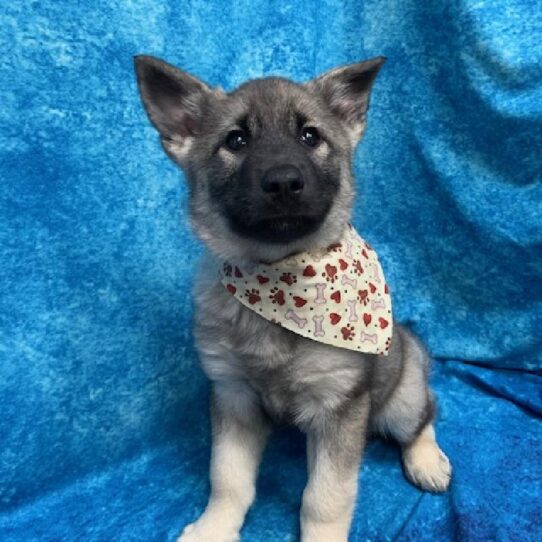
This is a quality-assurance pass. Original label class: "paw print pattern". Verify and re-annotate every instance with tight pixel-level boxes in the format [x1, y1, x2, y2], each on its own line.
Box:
[357, 289, 369, 305]
[244, 288, 261, 304]
[322, 264, 338, 283]
[326, 242, 342, 253]
[341, 323, 355, 341]
[223, 263, 233, 277]
[269, 287, 285, 306]
[219, 226, 392, 355]
[280, 272, 297, 286]
[353, 259, 364, 276]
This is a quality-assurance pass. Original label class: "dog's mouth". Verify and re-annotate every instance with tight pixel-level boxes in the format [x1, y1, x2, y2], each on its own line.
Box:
[228, 213, 324, 244]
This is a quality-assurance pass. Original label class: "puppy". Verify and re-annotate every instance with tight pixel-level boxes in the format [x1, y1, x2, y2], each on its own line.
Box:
[135, 55, 451, 542]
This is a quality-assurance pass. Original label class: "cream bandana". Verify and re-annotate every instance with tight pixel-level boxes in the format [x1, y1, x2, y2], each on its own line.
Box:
[219, 225, 393, 355]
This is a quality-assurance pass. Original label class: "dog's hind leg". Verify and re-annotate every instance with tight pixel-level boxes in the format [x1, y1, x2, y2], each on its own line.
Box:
[178, 384, 270, 542]
[402, 422, 451, 492]
[372, 328, 451, 492]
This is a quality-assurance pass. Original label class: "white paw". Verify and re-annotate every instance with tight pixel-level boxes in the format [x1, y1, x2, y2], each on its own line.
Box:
[177, 519, 240, 542]
[403, 440, 452, 492]
[301, 521, 350, 542]
[301, 512, 351, 542]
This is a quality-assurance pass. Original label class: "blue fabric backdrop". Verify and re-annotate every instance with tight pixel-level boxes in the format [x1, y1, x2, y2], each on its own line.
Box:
[1, 1, 541, 540]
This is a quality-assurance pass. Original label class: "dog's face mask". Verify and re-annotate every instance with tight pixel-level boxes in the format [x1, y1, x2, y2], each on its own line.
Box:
[135, 56, 385, 262]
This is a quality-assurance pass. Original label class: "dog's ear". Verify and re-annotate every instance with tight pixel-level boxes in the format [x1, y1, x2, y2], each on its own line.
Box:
[308, 57, 386, 142]
[134, 55, 213, 162]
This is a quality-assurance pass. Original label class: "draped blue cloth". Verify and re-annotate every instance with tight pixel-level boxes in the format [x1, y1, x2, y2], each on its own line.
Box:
[1, 1, 540, 540]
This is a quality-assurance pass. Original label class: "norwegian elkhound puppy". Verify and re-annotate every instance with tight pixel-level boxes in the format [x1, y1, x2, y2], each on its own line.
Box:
[135, 55, 451, 542]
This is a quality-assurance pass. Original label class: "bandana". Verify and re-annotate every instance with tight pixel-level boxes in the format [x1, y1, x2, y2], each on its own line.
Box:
[219, 226, 393, 355]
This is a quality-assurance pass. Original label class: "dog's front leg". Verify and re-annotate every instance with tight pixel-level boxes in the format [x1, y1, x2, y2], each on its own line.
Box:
[179, 385, 270, 542]
[300, 393, 370, 542]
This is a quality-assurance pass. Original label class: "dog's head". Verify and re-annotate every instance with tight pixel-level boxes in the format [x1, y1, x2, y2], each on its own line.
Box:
[135, 56, 385, 262]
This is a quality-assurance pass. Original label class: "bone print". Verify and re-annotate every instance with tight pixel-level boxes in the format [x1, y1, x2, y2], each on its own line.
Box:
[219, 226, 393, 355]
[312, 315, 325, 337]
[347, 299, 359, 322]
[284, 255, 299, 266]
[359, 331, 378, 344]
[370, 262, 382, 283]
[314, 283, 327, 304]
[344, 238, 354, 259]
[308, 247, 326, 262]
[285, 310, 307, 329]
[341, 274, 357, 289]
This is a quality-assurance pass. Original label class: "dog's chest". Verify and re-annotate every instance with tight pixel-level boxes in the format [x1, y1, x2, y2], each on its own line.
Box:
[194, 278, 296, 414]
[193, 261, 367, 424]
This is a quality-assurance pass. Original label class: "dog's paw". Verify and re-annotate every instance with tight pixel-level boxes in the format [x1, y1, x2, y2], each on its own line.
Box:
[403, 439, 452, 493]
[177, 519, 240, 542]
[301, 519, 350, 542]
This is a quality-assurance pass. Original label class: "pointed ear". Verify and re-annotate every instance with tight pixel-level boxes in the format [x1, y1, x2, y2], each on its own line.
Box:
[134, 55, 213, 160]
[307, 56, 386, 141]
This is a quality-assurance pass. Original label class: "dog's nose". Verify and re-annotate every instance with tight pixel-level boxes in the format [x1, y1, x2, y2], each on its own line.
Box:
[260, 165, 304, 197]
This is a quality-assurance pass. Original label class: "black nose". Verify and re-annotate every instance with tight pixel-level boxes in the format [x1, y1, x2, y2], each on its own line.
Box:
[260, 165, 304, 196]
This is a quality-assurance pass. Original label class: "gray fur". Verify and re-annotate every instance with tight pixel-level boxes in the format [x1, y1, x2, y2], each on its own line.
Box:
[194, 256, 429, 436]
[134, 55, 451, 542]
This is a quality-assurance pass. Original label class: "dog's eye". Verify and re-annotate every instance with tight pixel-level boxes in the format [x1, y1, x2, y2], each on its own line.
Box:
[225, 130, 248, 151]
[300, 127, 321, 148]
